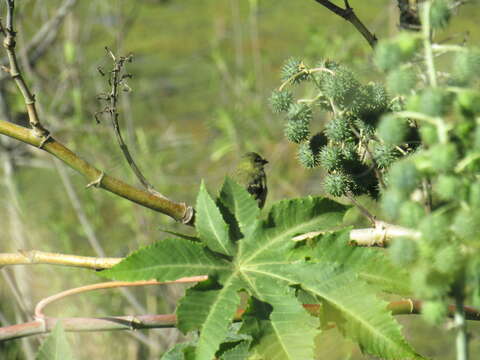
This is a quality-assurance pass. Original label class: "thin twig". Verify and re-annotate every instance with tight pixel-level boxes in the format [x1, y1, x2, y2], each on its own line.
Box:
[0, 0, 78, 84]
[1, 298, 479, 342]
[54, 158, 150, 314]
[34, 277, 208, 319]
[0, 315, 178, 342]
[313, 0, 377, 48]
[349, 124, 387, 189]
[23, 0, 78, 69]
[346, 192, 376, 225]
[97, 47, 170, 201]
[0, 0, 49, 138]
[0, 250, 122, 269]
[54, 159, 106, 257]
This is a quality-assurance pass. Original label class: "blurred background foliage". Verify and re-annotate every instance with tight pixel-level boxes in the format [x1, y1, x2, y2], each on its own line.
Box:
[0, 0, 479, 359]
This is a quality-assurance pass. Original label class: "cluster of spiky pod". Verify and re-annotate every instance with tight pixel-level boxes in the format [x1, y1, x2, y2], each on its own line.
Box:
[375, 1, 480, 325]
[270, 57, 408, 199]
[272, 0, 480, 325]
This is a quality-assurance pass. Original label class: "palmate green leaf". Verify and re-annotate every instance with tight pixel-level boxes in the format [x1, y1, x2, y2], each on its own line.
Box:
[316, 281, 421, 360]
[256, 263, 421, 360]
[247, 282, 319, 360]
[311, 230, 411, 295]
[197, 181, 235, 256]
[105, 178, 415, 360]
[177, 275, 242, 360]
[220, 340, 251, 360]
[239, 197, 347, 263]
[219, 177, 260, 239]
[161, 341, 196, 360]
[35, 323, 74, 360]
[100, 238, 227, 281]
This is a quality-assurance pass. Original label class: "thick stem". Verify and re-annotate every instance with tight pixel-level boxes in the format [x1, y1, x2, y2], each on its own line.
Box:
[0, 119, 194, 224]
[455, 293, 469, 360]
[421, 1, 437, 88]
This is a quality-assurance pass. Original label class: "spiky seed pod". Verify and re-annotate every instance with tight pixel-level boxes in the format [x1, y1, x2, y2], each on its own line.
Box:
[429, 143, 458, 173]
[387, 68, 416, 95]
[287, 103, 313, 123]
[396, 32, 421, 59]
[430, 0, 451, 29]
[405, 94, 421, 112]
[281, 57, 309, 84]
[317, 96, 334, 112]
[284, 118, 310, 144]
[433, 245, 462, 275]
[319, 145, 343, 172]
[451, 209, 480, 240]
[470, 181, 480, 208]
[377, 114, 408, 146]
[456, 90, 480, 118]
[373, 144, 398, 169]
[389, 97, 405, 113]
[422, 300, 448, 326]
[435, 175, 462, 201]
[410, 267, 450, 299]
[352, 83, 389, 121]
[323, 59, 340, 71]
[366, 83, 389, 113]
[453, 49, 480, 84]
[381, 188, 405, 220]
[341, 141, 358, 161]
[419, 88, 451, 117]
[323, 171, 352, 197]
[419, 213, 450, 246]
[388, 160, 419, 194]
[389, 237, 418, 267]
[374, 41, 403, 72]
[475, 126, 480, 151]
[270, 89, 294, 113]
[324, 116, 352, 143]
[419, 124, 438, 146]
[353, 118, 375, 137]
[318, 65, 360, 109]
[297, 140, 321, 169]
[399, 201, 425, 227]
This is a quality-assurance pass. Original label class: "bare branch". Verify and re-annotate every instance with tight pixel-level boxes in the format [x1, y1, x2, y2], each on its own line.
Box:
[313, 0, 377, 48]
[1, 298, 478, 342]
[0, 250, 122, 269]
[0, 119, 194, 224]
[0, 314, 178, 342]
[1, 0, 49, 137]
[96, 47, 172, 201]
[34, 277, 207, 319]
[21, 0, 78, 69]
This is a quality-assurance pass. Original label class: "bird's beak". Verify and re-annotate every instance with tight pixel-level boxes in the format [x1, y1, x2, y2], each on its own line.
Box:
[262, 159, 269, 165]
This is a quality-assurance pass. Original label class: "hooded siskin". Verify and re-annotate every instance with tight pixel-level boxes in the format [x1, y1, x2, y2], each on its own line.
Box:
[234, 152, 268, 209]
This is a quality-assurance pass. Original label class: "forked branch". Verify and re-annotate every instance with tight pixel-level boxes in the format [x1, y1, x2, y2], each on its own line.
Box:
[313, 0, 377, 48]
[0, 0, 195, 224]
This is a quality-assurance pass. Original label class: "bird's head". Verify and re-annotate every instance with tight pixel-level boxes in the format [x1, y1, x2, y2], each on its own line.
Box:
[243, 152, 268, 169]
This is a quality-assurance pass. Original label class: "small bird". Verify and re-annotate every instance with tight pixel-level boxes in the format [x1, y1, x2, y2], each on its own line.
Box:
[234, 152, 268, 209]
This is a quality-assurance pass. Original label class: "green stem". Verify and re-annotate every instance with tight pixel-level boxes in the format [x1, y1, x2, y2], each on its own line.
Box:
[455, 293, 469, 360]
[422, 2, 437, 88]
[0, 119, 194, 224]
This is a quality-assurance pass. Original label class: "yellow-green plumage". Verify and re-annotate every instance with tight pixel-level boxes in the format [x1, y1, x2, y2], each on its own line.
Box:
[234, 152, 268, 208]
